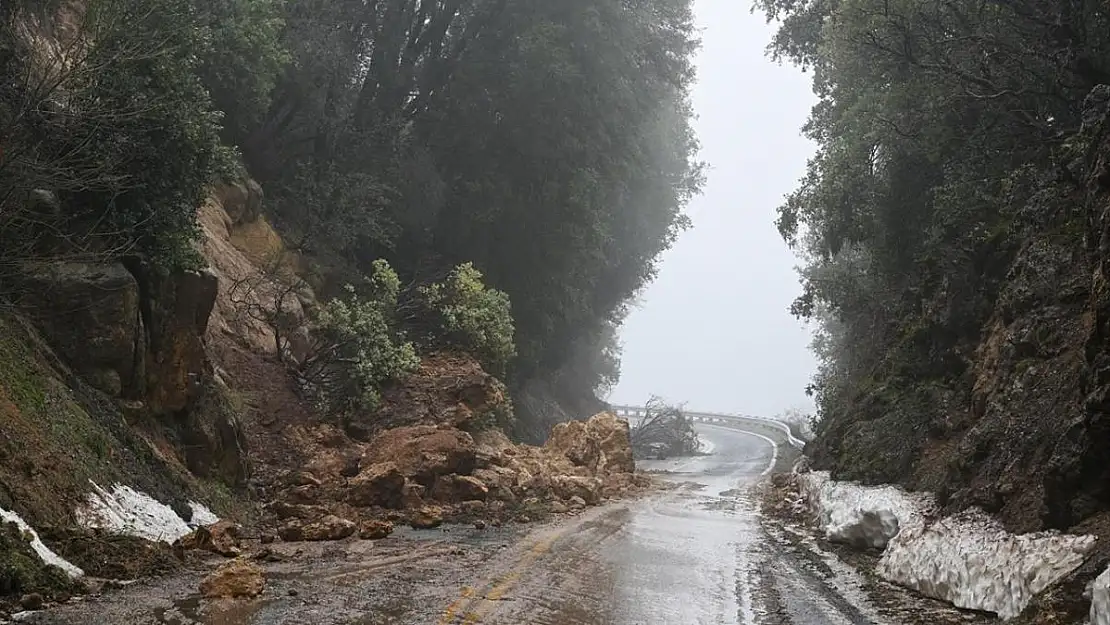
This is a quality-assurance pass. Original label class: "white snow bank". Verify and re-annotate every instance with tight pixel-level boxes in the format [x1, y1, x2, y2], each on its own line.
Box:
[801, 470, 932, 549]
[1091, 565, 1110, 625]
[880, 508, 1094, 619]
[0, 507, 83, 578]
[75, 481, 218, 544]
[799, 471, 1095, 620]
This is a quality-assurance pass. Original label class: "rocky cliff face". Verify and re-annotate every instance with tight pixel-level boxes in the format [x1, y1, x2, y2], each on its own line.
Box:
[809, 86, 1110, 539]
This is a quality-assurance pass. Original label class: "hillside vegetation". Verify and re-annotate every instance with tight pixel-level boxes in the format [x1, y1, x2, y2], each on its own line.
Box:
[759, 0, 1110, 534]
[0, 0, 700, 435]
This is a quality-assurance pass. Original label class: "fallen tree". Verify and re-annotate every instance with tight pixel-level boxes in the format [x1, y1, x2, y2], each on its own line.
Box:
[628, 397, 701, 459]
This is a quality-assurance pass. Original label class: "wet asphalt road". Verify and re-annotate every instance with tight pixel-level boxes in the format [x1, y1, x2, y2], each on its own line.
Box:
[440, 423, 886, 625]
[26, 423, 975, 625]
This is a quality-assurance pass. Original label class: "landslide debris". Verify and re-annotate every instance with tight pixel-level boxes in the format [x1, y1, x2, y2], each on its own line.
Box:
[256, 393, 647, 539]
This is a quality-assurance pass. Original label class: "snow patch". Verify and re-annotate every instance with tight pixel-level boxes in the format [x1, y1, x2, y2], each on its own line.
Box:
[799, 471, 1095, 620]
[76, 482, 218, 544]
[189, 502, 219, 527]
[1091, 565, 1110, 625]
[0, 507, 83, 578]
[801, 470, 931, 550]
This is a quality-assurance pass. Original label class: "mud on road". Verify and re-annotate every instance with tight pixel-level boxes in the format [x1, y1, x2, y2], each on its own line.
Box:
[20, 424, 1001, 625]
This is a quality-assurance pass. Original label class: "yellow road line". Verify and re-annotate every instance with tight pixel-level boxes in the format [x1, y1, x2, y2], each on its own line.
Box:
[438, 532, 562, 624]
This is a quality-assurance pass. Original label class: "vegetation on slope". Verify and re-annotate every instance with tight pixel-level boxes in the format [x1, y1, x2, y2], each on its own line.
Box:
[0, 0, 702, 431]
[759, 0, 1110, 530]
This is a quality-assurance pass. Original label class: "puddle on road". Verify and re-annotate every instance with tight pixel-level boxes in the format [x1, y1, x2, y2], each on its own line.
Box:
[154, 595, 273, 625]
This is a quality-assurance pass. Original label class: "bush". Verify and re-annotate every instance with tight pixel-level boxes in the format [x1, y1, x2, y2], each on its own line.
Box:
[298, 260, 419, 416]
[417, 263, 516, 375]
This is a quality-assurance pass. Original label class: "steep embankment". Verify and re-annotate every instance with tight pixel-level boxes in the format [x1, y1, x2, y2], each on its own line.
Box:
[809, 87, 1110, 568]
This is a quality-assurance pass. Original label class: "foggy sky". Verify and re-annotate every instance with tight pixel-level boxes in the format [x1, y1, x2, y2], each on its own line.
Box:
[609, 0, 818, 417]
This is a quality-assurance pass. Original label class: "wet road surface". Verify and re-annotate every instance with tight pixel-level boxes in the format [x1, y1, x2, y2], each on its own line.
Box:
[26, 423, 988, 625]
[435, 423, 888, 625]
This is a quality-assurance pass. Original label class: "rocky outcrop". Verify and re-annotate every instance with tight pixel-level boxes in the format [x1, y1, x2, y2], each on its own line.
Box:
[277, 515, 356, 542]
[14, 262, 143, 397]
[806, 86, 1110, 542]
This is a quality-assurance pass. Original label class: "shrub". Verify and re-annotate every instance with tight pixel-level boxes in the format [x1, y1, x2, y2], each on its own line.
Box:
[299, 260, 419, 416]
[417, 263, 516, 375]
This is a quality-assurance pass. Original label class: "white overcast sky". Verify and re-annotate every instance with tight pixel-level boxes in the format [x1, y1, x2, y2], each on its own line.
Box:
[610, 0, 818, 416]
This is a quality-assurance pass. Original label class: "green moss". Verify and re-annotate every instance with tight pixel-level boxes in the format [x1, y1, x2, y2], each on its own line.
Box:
[0, 523, 76, 598]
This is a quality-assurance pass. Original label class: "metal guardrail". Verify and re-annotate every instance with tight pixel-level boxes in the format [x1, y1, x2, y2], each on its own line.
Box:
[609, 404, 807, 450]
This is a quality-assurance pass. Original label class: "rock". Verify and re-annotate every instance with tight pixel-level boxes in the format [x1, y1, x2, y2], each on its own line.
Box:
[363, 426, 478, 486]
[409, 507, 444, 530]
[551, 475, 601, 506]
[549, 500, 569, 514]
[347, 462, 406, 508]
[260, 533, 276, 545]
[134, 264, 218, 414]
[199, 559, 265, 599]
[544, 420, 602, 471]
[281, 484, 321, 506]
[358, 520, 393, 540]
[15, 262, 142, 396]
[278, 515, 356, 542]
[568, 496, 587, 510]
[586, 412, 635, 473]
[264, 501, 330, 521]
[174, 520, 242, 557]
[458, 500, 486, 515]
[283, 472, 322, 487]
[401, 482, 426, 509]
[474, 520, 487, 530]
[287, 588, 299, 597]
[213, 178, 264, 225]
[19, 593, 44, 611]
[430, 474, 489, 503]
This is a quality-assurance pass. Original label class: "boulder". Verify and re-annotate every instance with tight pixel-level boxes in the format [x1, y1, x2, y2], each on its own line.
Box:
[363, 426, 478, 486]
[544, 420, 602, 472]
[213, 178, 264, 225]
[409, 506, 444, 530]
[174, 520, 242, 557]
[199, 559, 265, 598]
[551, 476, 601, 506]
[264, 501, 330, 521]
[347, 462, 405, 508]
[278, 515, 356, 542]
[587, 412, 635, 473]
[15, 262, 142, 396]
[430, 475, 489, 503]
[358, 520, 393, 540]
[401, 482, 426, 509]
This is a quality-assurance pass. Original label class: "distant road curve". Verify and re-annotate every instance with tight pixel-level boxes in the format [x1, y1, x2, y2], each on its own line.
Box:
[609, 404, 807, 449]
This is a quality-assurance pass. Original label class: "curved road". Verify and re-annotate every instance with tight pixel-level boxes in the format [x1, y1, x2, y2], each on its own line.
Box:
[435, 424, 886, 625]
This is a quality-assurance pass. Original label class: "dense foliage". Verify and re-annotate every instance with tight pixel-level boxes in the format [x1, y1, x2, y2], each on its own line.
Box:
[2, 0, 701, 426]
[240, 0, 702, 409]
[758, 0, 1110, 454]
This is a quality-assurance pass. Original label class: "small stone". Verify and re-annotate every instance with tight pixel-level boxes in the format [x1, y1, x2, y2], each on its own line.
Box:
[359, 519, 394, 540]
[474, 520, 487, 530]
[20, 593, 44, 611]
[260, 533, 276, 544]
[409, 506, 444, 530]
[287, 588, 299, 597]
